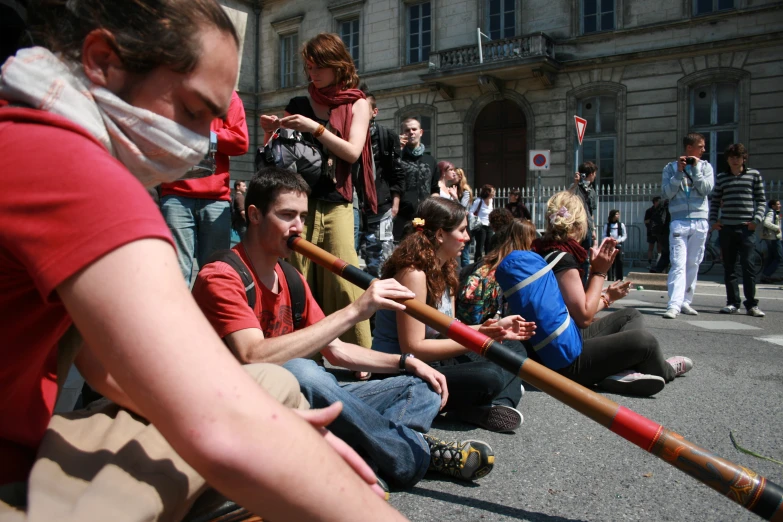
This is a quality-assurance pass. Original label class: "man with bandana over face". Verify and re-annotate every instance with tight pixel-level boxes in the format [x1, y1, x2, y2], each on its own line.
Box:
[0, 1, 405, 521]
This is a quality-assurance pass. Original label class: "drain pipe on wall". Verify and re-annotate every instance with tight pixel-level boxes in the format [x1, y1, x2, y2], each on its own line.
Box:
[253, 0, 261, 156]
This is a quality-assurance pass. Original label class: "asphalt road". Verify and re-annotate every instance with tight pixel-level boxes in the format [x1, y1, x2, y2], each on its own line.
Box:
[389, 276, 783, 522]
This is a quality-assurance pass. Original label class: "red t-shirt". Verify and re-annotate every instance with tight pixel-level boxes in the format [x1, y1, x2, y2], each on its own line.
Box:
[0, 108, 174, 484]
[192, 244, 324, 341]
[160, 91, 249, 201]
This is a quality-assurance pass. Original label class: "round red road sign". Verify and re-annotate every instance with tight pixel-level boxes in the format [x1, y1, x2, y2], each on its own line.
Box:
[533, 154, 547, 167]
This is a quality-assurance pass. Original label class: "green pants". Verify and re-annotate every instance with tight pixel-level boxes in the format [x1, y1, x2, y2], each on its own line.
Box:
[289, 200, 372, 348]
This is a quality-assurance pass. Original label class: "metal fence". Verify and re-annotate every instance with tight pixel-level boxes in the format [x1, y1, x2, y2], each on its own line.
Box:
[479, 180, 783, 268]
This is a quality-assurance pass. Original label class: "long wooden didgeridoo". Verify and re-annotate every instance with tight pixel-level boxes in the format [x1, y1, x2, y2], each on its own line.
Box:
[288, 235, 783, 521]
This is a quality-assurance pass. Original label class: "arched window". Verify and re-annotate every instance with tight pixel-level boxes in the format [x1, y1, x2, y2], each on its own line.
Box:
[689, 82, 738, 174]
[567, 82, 626, 186]
[578, 95, 617, 186]
[677, 68, 749, 175]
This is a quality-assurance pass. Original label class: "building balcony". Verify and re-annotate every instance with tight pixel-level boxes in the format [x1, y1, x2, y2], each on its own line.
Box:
[421, 32, 561, 89]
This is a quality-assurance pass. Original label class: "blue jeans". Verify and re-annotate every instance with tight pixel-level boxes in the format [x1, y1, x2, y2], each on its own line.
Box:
[763, 239, 782, 277]
[282, 359, 439, 487]
[160, 195, 231, 286]
[363, 211, 394, 277]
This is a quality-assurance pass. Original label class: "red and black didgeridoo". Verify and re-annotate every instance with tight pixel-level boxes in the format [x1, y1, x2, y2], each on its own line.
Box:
[287, 235, 783, 521]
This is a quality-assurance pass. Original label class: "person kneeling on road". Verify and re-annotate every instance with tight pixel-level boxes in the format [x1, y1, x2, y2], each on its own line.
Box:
[192, 168, 496, 489]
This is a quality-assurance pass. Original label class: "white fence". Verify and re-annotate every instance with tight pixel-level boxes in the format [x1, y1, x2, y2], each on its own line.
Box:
[482, 180, 783, 268]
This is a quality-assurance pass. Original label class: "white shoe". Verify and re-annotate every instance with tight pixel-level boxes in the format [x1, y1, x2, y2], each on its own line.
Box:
[666, 356, 694, 377]
[680, 303, 698, 316]
[598, 371, 666, 397]
[662, 307, 678, 319]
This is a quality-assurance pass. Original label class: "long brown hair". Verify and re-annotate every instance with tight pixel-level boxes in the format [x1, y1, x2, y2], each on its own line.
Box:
[482, 219, 537, 272]
[302, 33, 359, 89]
[382, 197, 465, 307]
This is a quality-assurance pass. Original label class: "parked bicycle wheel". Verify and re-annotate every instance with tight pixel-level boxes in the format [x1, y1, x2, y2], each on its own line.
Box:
[699, 245, 717, 275]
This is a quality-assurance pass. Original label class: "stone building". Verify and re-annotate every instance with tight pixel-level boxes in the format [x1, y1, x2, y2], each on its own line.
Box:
[225, 0, 782, 190]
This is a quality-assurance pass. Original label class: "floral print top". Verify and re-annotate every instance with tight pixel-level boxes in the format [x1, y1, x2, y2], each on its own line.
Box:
[456, 263, 504, 325]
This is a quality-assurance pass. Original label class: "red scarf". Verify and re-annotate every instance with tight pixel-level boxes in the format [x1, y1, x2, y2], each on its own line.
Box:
[532, 238, 588, 278]
[308, 84, 377, 213]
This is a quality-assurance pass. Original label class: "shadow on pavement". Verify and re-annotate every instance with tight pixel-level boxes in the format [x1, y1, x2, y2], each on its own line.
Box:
[405, 486, 590, 522]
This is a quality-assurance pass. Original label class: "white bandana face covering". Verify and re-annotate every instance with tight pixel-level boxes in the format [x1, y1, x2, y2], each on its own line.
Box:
[0, 46, 208, 188]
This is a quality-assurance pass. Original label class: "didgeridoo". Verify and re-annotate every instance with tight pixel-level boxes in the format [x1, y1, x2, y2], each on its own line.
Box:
[287, 235, 783, 521]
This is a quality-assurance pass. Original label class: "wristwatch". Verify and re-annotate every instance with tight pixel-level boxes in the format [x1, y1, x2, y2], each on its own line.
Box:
[399, 353, 415, 374]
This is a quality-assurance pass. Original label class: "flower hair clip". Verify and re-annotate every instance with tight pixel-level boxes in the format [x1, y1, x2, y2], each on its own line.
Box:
[412, 217, 426, 231]
[549, 206, 571, 224]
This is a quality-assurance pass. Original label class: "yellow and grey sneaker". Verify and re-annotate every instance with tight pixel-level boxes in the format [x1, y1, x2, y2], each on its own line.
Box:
[423, 435, 495, 481]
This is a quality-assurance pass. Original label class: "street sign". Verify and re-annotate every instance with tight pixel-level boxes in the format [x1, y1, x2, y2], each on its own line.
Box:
[529, 149, 550, 170]
[574, 116, 587, 145]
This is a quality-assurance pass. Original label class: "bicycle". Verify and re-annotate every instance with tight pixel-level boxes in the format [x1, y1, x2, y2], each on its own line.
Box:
[698, 236, 763, 276]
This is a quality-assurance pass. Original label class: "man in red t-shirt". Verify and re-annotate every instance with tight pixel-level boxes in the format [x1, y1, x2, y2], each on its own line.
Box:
[0, 2, 406, 520]
[160, 90, 249, 286]
[193, 167, 497, 488]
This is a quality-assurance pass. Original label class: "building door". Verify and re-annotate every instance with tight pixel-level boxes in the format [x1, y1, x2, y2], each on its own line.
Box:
[474, 100, 527, 189]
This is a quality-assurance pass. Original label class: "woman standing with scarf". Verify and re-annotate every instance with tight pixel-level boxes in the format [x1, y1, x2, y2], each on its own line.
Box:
[260, 33, 375, 357]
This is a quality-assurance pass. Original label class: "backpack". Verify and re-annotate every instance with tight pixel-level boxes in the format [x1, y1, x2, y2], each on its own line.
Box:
[255, 128, 324, 190]
[201, 250, 306, 330]
[495, 250, 583, 370]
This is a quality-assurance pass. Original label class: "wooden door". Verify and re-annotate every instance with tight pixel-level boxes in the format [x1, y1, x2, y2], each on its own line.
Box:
[474, 100, 527, 189]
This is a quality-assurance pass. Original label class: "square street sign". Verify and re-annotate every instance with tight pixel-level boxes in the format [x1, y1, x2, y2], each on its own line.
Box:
[529, 150, 550, 170]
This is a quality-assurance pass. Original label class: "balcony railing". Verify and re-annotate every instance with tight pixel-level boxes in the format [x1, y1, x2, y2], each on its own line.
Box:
[428, 33, 556, 72]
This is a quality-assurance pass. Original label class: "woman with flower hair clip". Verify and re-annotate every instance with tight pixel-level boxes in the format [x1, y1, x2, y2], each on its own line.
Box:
[519, 191, 694, 396]
[372, 197, 535, 432]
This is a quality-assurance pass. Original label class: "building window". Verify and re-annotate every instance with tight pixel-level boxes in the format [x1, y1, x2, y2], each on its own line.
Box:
[694, 0, 734, 16]
[280, 33, 298, 89]
[340, 18, 360, 64]
[407, 2, 431, 65]
[578, 96, 616, 185]
[690, 82, 738, 174]
[487, 0, 515, 40]
[582, 0, 614, 34]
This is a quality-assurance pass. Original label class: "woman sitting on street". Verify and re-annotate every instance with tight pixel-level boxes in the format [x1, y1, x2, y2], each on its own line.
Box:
[372, 197, 535, 432]
[510, 191, 694, 397]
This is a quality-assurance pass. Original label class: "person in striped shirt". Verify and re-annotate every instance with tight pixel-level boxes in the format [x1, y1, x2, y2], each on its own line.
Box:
[709, 143, 767, 317]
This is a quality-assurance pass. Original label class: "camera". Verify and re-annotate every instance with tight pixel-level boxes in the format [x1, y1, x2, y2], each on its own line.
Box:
[685, 157, 697, 166]
[182, 131, 218, 179]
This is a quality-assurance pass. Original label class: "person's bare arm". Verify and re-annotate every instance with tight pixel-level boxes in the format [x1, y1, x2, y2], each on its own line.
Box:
[555, 238, 617, 328]
[74, 341, 140, 414]
[280, 99, 371, 164]
[323, 340, 449, 409]
[58, 239, 406, 522]
[226, 278, 414, 365]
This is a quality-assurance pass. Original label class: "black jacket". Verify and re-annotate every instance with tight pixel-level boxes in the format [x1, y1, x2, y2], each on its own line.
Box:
[398, 147, 438, 219]
[369, 122, 405, 216]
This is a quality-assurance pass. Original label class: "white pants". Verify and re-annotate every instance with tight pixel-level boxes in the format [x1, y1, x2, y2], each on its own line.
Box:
[667, 219, 709, 311]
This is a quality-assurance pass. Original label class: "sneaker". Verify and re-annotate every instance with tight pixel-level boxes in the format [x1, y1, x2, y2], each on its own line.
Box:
[597, 371, 666, 397]
[680, 303, 698, 316]
[662, 307, 678, 319]
[446, 405, 523, 432]
[720, 305, 739, 314]
[747, 306, 766, 318]
[423, 435, 495, 481]
[666, 356, 694, 377]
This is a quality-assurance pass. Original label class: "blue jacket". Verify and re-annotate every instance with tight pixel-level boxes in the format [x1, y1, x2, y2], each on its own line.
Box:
[662, 159, 714, 221]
